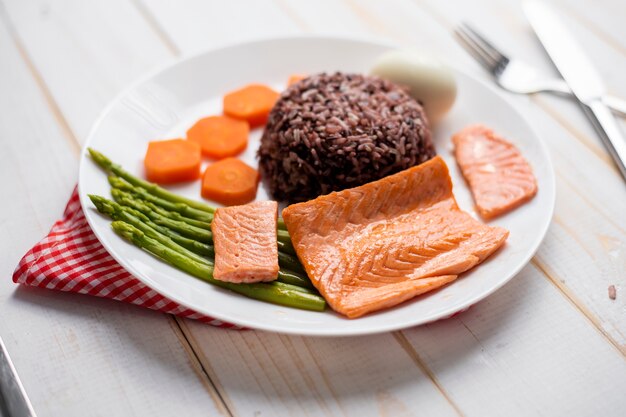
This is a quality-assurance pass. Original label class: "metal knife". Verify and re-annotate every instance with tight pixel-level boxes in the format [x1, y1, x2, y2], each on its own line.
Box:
[0, 338, 36, 417]
[524, 1, 626, 180]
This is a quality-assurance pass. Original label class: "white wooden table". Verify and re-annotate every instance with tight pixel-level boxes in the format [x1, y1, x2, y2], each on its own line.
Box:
[1, 0, 625, 416]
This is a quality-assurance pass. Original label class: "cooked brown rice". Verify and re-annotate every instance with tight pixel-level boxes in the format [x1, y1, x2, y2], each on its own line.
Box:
[258, 72, 435, 202]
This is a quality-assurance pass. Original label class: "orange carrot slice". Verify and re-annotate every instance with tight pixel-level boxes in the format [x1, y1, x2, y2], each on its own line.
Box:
[287, 74, 307, 86]
[201, 158, 260, 206]
[223, 84, 279, 128]
[187, 115, 249, 159]
[144, 139, 201, 184]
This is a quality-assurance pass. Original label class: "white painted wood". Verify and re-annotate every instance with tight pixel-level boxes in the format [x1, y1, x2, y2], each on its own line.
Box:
[272, 0, 394, 38]
[135, 0, 301, 54]
[183, 322, 461, 417]
[403, 262, 626, 417]
[2, 0, 174, 142]
[2, 0, 626, 416]
[0, 5, 227, 417]
[552, 0, 626, 59]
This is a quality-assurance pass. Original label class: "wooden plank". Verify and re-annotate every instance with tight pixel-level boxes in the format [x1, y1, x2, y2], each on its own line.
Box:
[2, 0, 174, 142]
[553, 0, 626, 58]
[134, 0, 301, 54]
[0, 4, 228, 417]
[181, 321, 462, 417]
[273, 0, 377, 35]
[402, 262, 626, 417]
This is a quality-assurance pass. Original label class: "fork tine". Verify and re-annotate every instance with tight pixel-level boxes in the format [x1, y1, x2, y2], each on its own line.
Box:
[460, 22, 507, 63]
[454, 26, 499, 71]
[456, 24, 501, 70]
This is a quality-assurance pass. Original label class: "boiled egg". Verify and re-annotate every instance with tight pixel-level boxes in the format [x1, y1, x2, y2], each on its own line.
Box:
[371, 49, 457, 124]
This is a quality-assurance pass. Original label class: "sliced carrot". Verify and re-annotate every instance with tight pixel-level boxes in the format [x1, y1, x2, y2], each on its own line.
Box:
[223, 84, 280, 128]
[187, 115, 249, 159]
[287, 74, 307, 87]
[201, 158, 260, 206]
[144, 139, 201, 184]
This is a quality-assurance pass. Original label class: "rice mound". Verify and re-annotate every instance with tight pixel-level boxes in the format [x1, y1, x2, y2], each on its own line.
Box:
[258, 72, 435, 202]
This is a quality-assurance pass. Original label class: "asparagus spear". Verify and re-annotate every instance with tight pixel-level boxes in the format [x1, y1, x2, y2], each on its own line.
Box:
[111, 221, 325, 311]
[110, 189, 305, 273]
[277, 229, 289, 239]
[89, 148, 292, 229]
[277, 269, 314, 289]
[111, 189, 213, 243]
[108, 175, 214, 222]
[89, 195, 215, 257]
[278, 238, 297, 256]
[113, 185, 297, 250]
[142, 199, 212, 230]
[89, 195, 212, 266]
[278, 251, 305, 275]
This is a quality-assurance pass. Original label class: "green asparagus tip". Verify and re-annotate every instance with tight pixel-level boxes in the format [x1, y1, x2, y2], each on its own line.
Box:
[88, 194, 114, 215]
[110, 188, 125, 200]
[108, 175, 126, 188]
[87, 148, 113, 170]
[87, 193, 102, 205]
[111, 221, 143, 242]
[112, 189, 148, 210]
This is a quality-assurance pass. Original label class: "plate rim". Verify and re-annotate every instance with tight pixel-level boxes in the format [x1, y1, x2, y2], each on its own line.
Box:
[78, 34, 555, 336]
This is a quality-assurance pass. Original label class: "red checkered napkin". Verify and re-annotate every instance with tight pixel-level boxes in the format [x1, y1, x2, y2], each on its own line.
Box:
[12, 187, 242, 329]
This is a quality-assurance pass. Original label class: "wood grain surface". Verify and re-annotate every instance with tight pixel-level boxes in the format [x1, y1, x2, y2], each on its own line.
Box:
[1, 0, 624, 416]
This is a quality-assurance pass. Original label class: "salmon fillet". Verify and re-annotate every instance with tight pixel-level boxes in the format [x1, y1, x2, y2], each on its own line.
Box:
[283, 156, 509, 318]
[453, 125, 538, 219]
[212, 201, 279, 283]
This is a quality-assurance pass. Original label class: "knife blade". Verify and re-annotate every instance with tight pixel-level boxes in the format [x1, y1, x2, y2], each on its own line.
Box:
[0, 338, 36, 417]
[524, 1, 626, 180]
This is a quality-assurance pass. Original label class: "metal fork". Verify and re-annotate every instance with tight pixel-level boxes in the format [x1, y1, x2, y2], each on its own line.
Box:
[455, 22, 626, 117]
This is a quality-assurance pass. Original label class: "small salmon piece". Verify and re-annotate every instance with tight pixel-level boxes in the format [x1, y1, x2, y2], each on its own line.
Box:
[453, 125, 538, 219]
[283, 156, 509, 318]
[212, 201, 279, 283]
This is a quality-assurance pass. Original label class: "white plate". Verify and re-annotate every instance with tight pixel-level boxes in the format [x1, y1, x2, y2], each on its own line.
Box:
[78, 36, 555, 336]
